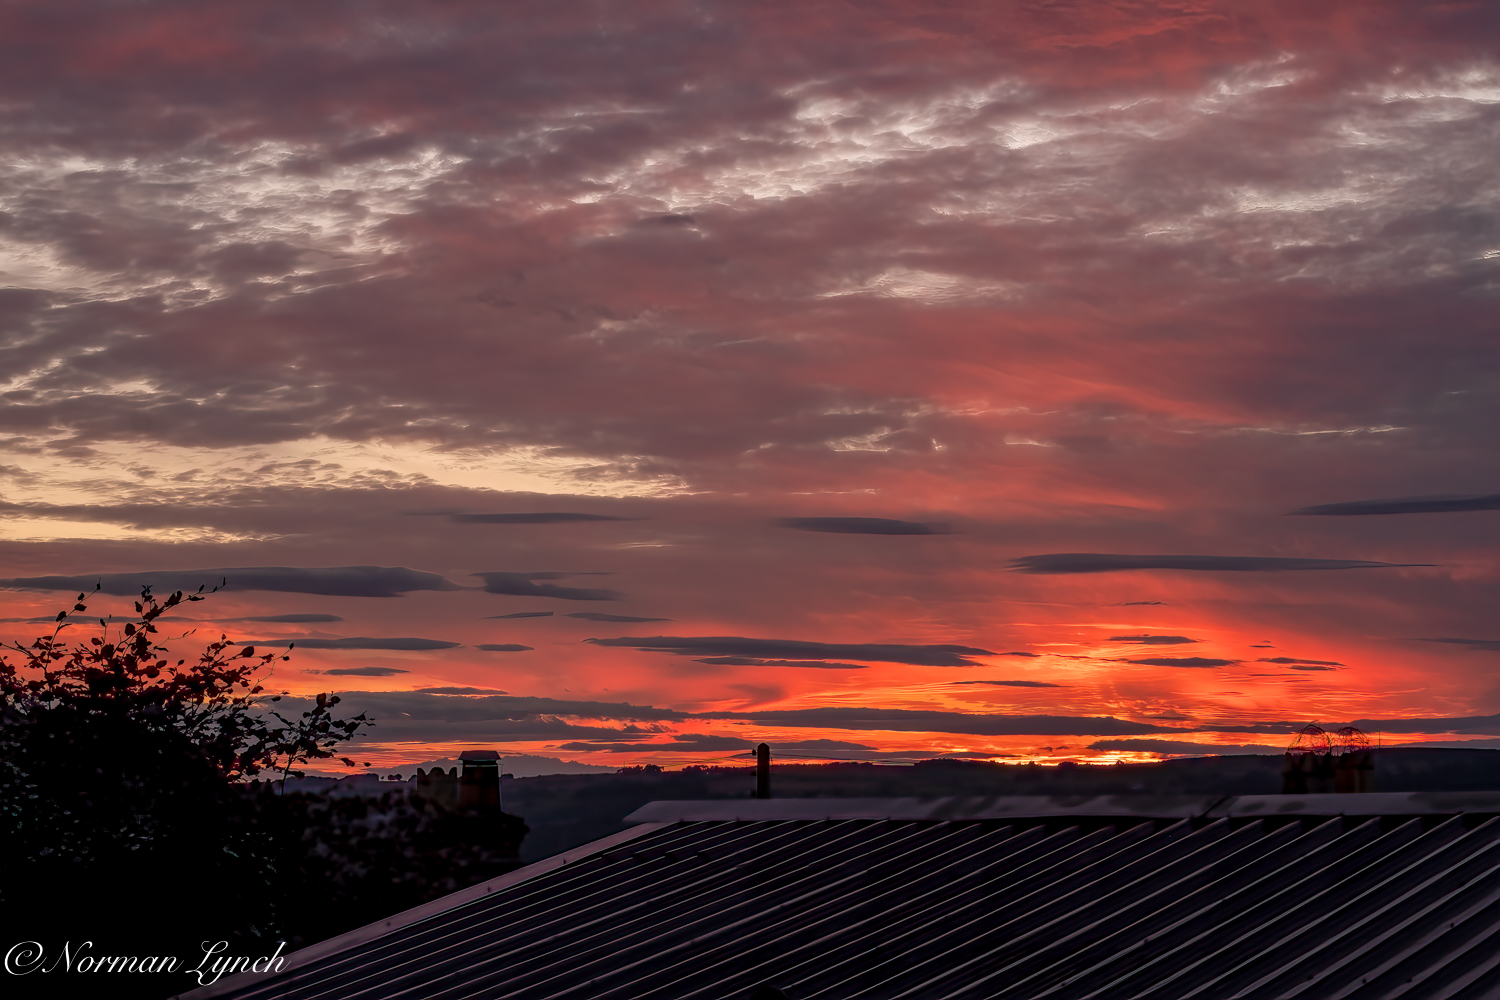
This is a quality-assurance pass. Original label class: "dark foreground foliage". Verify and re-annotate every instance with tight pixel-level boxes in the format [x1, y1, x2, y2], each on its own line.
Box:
[0, 589, 525, 999]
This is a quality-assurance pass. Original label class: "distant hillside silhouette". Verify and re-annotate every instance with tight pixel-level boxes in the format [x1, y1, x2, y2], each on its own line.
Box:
[504, 748, 1500, 861]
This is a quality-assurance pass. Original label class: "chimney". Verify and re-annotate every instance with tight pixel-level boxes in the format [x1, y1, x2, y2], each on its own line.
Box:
[756, 743, 771, 799]
[459, 750, 501, 810]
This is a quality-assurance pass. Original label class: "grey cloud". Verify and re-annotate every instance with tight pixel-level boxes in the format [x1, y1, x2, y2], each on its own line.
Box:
[484, 612, 554, 619]
[415, 687, 509, 695]
[306, 691, 1191, 740]
[1128, 657, 1237, 668]
[1109, 635, 1198, 645]
[448, 512, 638, 524]
[1, 614, 198, 624]
[1289, 665, 1337, 671]
[1013, 554, 1431, 574]
[1114, 602, 1167, 606]
[585, 636, 995, 667]
[670, 734, 757, 750]
[1344, 714, 1500, 734]
[1001, 651, 1039, 657]
[1421, 638, 1500, 651]
[1088, 739, 1284, 755]
[1292, 494, 1500, 515]
[565, 613, 673, 622]
[554, 740, 673, 752]
[692, 657, 870, 669]
[1257, 657, 1344, 666]
[214, 613, 344, 623]
[314, 666, 410, 677]
[0, 0, 1491, 496]
[0, 566, 461, 597]
[951, 680, 1064, 688]
[258, 637, 462, 650]
[695, 707, 1183, 736]
[775, 517, 947, 535]
[324, 692, 691, 724]
[557, 734, 886, 754]
[476, 644, 534, 652]
[473, 572, 623, 602]
[276, 691, 686, 743]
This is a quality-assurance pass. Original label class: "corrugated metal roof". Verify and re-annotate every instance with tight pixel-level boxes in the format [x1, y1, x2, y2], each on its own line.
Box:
[624, 791, 1500, 824]
[183, 795, 1500, 1000]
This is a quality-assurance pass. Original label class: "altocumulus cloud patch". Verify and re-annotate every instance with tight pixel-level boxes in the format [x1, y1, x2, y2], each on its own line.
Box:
[473, 572, 624, 602]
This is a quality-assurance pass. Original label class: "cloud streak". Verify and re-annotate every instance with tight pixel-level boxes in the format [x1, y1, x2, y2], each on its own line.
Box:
[1013, 554, 1432, 574]
[584, 636, 995, 667]
[951, 680, 1063, 688]
[775, 517, 948, 535]
[1421, 638, 1500, 652]
[692, 657, 870, 669]
[1292, 495, 1500, 516]
[0, 566, 461, 597]
[448, 512, 638, 524]
[261, 637, 462, 650]
[472, 572, 623, 602]
[1127, 657, 1237, 668]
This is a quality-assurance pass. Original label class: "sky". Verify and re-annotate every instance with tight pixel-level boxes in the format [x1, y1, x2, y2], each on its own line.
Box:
[3, 0, 1500, 773]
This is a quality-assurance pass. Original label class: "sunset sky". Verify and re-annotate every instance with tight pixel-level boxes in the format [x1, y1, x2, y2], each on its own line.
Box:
[3, 0, 1500, 773]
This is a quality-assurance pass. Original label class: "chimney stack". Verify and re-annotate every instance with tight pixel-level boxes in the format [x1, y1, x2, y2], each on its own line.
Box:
[756, 743, 771, 799]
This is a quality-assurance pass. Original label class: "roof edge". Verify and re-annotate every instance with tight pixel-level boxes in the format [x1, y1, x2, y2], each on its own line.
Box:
[624, 791, 1500, 823]
[171, 821, 670, 1000]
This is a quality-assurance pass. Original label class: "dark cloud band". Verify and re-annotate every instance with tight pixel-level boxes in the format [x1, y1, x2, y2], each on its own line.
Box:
[449, 512, 637, 524]
[473, 572, 623, 602]
[951, 680, 1063, 688]
[258, 637, 462, 650]
[695, 707, 1182, 736]
[1127, 657, 1237, 668]
[585, 635, 995, 667]
[1292, 494, 1500, 515]
[0, 566, 461, 597]
[316, 666, 410, 677]
[775, 517, 947, 535]
[1421, 638, 1500, 651]
[1013, 554, 1430, 574]
[693, 657, 870, 669]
